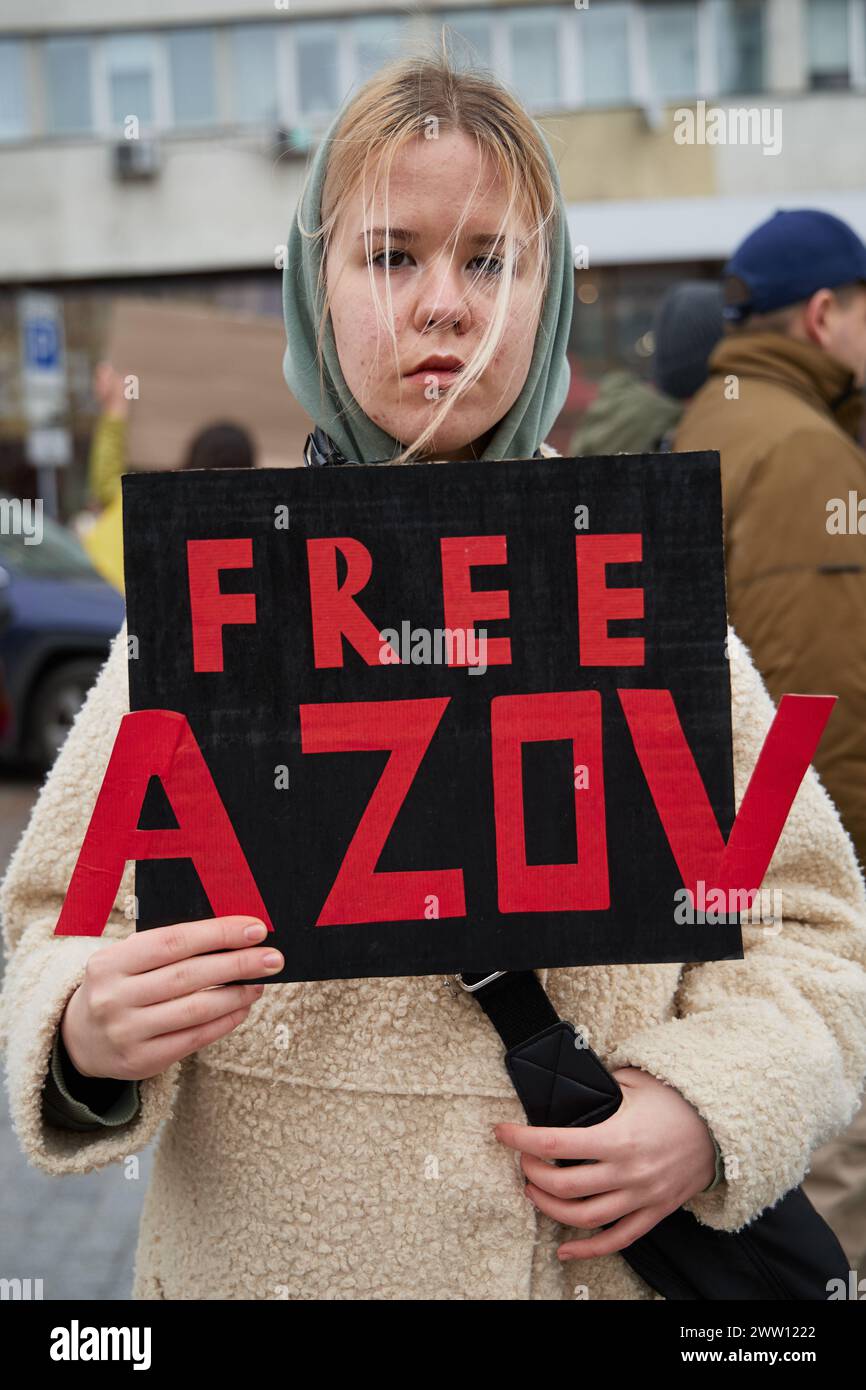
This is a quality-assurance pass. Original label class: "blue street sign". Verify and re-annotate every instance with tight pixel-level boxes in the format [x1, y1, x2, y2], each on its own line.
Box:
[23, 317, 60, 371]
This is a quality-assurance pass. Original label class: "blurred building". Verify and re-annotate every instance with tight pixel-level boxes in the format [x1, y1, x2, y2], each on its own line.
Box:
[1, 0, 865, 498]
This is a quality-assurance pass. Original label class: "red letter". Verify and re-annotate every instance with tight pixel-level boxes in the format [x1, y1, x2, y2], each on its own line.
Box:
[187, 537, 256, 672]
[619, 690, 836, 901]
[490, 691, 609, 913]
[55, 710, 272, 936]
[440, 535, 511, 666]
[575, 533, 644, 665]
[306, 538, 399, 668]
[300, 697, 465, 924]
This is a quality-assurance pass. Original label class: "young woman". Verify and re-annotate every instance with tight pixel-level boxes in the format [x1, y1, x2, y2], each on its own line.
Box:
[2, 50, 866, 1302]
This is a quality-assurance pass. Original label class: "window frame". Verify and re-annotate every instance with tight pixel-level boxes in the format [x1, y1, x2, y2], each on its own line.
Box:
[571, 0, 633, 110]
[29, 1, 866, 148]
[226, 21, 282, 129]
[43, 32, 95, 138]
[95, 29, 171, 136]
[164, 25, 219, 131]
[803, 0, 866, 90]
[0, 37, 30, 141]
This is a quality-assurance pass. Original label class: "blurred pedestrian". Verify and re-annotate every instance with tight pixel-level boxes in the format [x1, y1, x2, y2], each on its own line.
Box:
[674, 208, 866, 1266]
[79, 361, 256, 594]
[570, 280, 722, 455]
[652, 281, 724, 422]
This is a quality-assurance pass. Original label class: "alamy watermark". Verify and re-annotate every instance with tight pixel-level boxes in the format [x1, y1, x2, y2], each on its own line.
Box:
[1, 1276, 43, 1299]
[674, 880, 783, 932]
[826, 491, 866, 534]
[827, 1269, 866, 1299]
[378, 623, 488, 675]
[0, 496, 42, 545]
[49, 1321, 151, 1370]
[674, 100, 782, 157]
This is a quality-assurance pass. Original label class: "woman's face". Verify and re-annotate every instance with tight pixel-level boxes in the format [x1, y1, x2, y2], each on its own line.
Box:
[326, 130, 542, 460]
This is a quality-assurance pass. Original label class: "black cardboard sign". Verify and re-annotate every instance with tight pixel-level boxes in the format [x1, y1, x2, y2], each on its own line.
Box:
[120, 452, 743, 982]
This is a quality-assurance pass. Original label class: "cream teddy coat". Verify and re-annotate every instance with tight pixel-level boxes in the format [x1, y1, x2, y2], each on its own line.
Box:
[2, 538, 866, 1299]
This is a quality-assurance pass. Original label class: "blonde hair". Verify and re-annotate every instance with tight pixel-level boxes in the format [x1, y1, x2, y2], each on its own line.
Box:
[296, 31, 559, 465]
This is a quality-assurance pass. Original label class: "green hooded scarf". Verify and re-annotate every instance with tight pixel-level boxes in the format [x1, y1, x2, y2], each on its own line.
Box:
[282, 97, 574, 464]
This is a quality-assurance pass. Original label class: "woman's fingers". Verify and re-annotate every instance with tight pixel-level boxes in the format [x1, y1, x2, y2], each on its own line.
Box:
[556, 1203, 673, 1260]
[104, 985, 264, 1078]
[131, 981, 267, 1046]
[520, 1151, 620, 1200]
[104, 916, 273, 976]
[525, 1178, 643, 1232]
[494, 1119, 621, 1164]
[134, 998, 262, 1077]
[124, 941, 284, 1007]
[62, 917, 282, 1082]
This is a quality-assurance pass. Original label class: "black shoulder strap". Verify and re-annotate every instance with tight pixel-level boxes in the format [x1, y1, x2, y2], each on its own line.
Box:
[455, 970, 558, 1046]
[456, 970, 849, 1301]
[453, 970, 623, 1137]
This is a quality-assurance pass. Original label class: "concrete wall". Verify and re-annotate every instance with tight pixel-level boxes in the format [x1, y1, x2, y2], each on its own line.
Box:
[2, 0, 864, 279]
[0, 135, 304, 279]
[2, 89, 864, 280]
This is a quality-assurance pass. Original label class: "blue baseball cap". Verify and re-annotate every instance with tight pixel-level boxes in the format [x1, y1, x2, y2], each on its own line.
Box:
[723, 209, 866, 322]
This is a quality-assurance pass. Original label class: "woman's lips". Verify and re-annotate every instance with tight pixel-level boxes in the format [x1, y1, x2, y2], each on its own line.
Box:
[404, 368, 464, 386]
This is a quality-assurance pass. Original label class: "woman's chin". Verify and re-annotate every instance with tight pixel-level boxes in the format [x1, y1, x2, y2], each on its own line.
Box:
[405, 438, 489, 463]
[387, 417, 494, 461]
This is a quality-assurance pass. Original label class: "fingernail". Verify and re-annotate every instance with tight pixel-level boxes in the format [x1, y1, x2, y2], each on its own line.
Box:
[262, 952, 283, 970]
[244, 922, 267, 941]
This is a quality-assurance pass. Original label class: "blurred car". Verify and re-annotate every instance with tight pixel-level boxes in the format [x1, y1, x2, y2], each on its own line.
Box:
[0, 498, 125, 769]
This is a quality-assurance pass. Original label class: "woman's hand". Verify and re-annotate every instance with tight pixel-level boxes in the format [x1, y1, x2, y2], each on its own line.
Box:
[60, 916, 282, 1082]
[493, 1066, 717, 1260]
[92, 360, 129, 420]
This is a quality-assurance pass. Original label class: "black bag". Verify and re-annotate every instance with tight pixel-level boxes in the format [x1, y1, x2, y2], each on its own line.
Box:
[456, 969, 849, 1301]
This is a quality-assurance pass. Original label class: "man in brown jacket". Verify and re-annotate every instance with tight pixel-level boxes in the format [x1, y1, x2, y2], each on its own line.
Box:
[674, 207, 866, 1268]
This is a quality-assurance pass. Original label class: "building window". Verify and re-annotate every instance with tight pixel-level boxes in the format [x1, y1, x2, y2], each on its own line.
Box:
[581, 1, 631, 107]
[44, 36, 93, 135]
[443, 10, 493, 70]
[644, 1, 699, 101]
[104, 33, 159, 129]
[508, 6, 562, 110]
[0, 40, 28, 140]
[230, 24, 279, 125]
[806, 0, 851, 89]
[351, 15, 406, 87]
[166, 28, 216, 127]
[714, 0, 765, 93]
[295, 24, 340, 118]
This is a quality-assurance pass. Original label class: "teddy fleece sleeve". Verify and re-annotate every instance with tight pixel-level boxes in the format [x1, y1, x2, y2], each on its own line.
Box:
[0, 620, 183, 1174]
[605, 626, 866, 1233]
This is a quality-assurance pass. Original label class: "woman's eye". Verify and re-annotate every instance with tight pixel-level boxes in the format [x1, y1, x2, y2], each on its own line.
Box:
[369, 250, 505, 276]
[471, 254, 505, 277]
[371, 249, 412, 270]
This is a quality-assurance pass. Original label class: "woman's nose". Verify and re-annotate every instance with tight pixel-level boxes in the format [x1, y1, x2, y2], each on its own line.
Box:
[413, 260, 472, 335]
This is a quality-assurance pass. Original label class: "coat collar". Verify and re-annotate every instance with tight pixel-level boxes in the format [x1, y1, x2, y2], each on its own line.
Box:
[706, 332, 864, 439]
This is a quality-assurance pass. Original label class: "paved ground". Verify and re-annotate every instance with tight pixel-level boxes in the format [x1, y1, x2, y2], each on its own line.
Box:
[0, 768, 38, 866]
[0, 768, 151, 1300]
